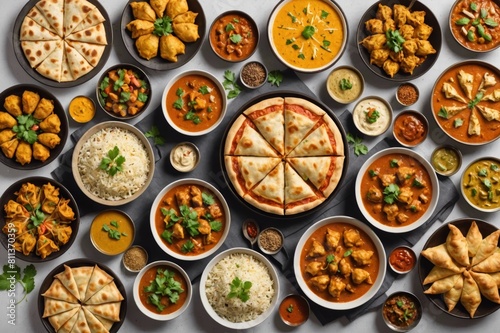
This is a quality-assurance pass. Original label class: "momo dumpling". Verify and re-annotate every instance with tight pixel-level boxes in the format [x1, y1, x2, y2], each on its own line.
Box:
[135, 34, 159, 60]
[166, 0, 188, 19]
[173, 22, 199, 42]
[129, 2, 156, 22]
[150, 0, 168, 18]
[160, 34, 185, 62]
[446, 224, 470, 267]
[126, 19, 154, 39]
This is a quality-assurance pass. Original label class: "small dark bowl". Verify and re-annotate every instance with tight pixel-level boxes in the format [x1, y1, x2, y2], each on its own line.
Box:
[382, 291, 422, 332]
[209, 10, 259, 63]
[120, 0, 205, 70]
[38, 259, 127, 333]
[0, 84, 68, 170]
[96, 63, 152, 120]
[392, 110, 428, 148]
[0, 176, 80, 262]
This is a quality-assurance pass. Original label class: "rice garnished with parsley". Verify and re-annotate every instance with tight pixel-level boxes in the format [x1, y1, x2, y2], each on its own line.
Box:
[205, 252, 275, 322]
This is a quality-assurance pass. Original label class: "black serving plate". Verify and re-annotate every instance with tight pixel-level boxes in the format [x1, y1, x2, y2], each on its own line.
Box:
[120, 0, 205, 70]
[12, 0, 112, 88]
[418, 218, 500, 319]
[0, 177, 80, 262]
[219, 90, 349, 220]
[0, 84, 68, 170]
[356, 0, 442, 81]
[38, 259, 127, 333]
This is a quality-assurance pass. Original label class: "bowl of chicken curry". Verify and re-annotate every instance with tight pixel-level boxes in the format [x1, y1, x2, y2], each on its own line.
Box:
[150, 178, 230, 261]
[0, 177, 79, 262]
[294, 215, 386, 310]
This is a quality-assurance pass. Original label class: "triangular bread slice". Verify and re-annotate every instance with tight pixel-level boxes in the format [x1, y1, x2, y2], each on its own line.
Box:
[225, 115, 278, 157]
[36, 43, 63, 82]
[71, 308, 92, 333]
[41, 279, 79, 303]
[83, 265, 114, 302]
[72, 266, 94, 301]
[48, 306, 79, 332]
[25, 6, 57, 34]
[64, 41, 93, 80]
[66, 40, 105, 67]
[63, 0, 96, 36]
[21, 39, 62, 68]
[84, 302, 121, 322]
[20, 16, 60, 41]
[42, 298, 80, 318]
[284, 97, 324, 154]
[288, 116, 344, 157]
[85, 281, 124, 305]
[284, 162, 324, 215]
[94, 314, 114, 331]
[35, 0, 64, 37]
[54, 264, 80, 301]
[243, 162, 284, 215]
[72, 7, 106, 33]
[82, 306, 109, 333]
[66, 22, 108, 45]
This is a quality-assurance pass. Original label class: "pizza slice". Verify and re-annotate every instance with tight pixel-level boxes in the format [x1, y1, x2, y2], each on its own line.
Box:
[243, 162, 284, 215]
[25, 7, 57, 34]
[72, 266, 94, 301]
[287, 156, 345, 197]
[284, 97, 325, 154]
[284, 162, 325, 215]
[71, 6, 106, 33]
[66, 40, 105, 67]
[287, 115, 344, 157]
[85, 281, 124, 305]
[20, 16, 61, 41]
[83, 265, 114, 302]
[54, 264, 80, 301]
[83, 306, 109, 333]
[42, 298, 80, 318]
[21, 39, 62, 68]
[84, 302, 121, 322]
[64, 41, 93, 80]
[36, 0, 64, 37]
[224, 115, 278, 157]
[66, 22, 108, 45]
[63, 0, 96, 36]
[224, 156, 281, 197]
[36, 43, 64, 81]
[41, 279, 79, 303]
[243, 97, 285, 155]
[47, 305, 79, 332]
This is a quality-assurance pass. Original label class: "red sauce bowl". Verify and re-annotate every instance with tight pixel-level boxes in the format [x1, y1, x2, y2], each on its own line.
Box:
[392, 110, 428, 148]
[279, 294, 310, 326]
[389, 245, 416, 274]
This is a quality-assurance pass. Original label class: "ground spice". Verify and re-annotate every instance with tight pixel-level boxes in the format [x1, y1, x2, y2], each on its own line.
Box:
[397, 84, 419, 106]
[259, 228, 283, 253]
[241, 62, 266, 87]
[123, 246, 148, 271]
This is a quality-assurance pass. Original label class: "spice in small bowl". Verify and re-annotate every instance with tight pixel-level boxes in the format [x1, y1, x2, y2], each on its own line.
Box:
[279, 294, 310, 326]
[123, 245, 148, 273]
[170, 142, 200, 172]
[388, 245, 416, 274]
[258, 227, 283, 255]
[240, 61, 268, 89]
[396, 83, 419, 107]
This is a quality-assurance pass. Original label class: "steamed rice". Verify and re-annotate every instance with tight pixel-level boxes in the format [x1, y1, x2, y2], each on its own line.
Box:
[205, 252, 275, 323]
[77, 127, 150, 201]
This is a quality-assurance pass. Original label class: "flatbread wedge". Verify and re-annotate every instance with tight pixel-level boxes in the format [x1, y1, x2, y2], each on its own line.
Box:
[21, 40, 62, 68]
[63, 0, 96, 36]
[36, 0, 64, 37]
[64, 41, 93, 80]
[20, 16, 61, 41]
[26, 6, 57, 34]
[66, 40, 105, 67]
[82, 306, 109, 333]
[42, 298, 80, 317]
[66, 22, 108, 45]
[224, 115, 278, 157]
[71, 6, 106, 33]
[83, 265, 114, 302]
[243, 162, 284, 215]
[36, 43, 64, 82]
[71, 308, 92, 333]
[48, 305, 79, 332]
[85, 281, 124, 305]
[84, 302, 121, 322]
[72, 266, 94, 301]
[41, 279, 79, 303]
[284, 162, 324, 215]
[54, 264, 80, 301]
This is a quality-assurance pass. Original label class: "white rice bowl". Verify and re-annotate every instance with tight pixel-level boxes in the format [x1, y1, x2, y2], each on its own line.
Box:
[199, 248, 279, 329]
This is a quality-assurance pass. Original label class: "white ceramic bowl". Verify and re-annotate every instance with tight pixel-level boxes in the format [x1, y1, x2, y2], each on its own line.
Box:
[161, 69, 227, 136]
[150, 178, 230, 261]
[199, 247, 280, 329]
[133, 260, 192, 321]
[72, 121, 155, 206]
[355, 147, 439, 233]
[293, 216, 386, 310]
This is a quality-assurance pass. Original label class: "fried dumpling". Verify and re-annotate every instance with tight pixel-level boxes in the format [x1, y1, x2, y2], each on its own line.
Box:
[21, 232, 37, 255]
[53, 225, 72, 245]
[173, 22, 199, 42]
[55, 198, 75, 221]
[173, 11, 198, 24]
[402, 39, 418, 56]
[421, 243, 463, 272]
[4, 95, 23, 117]
[166, 0, 188, 19]
[3, 200, 29, 218]
[365, 18, 384, 34]
[423, 265, 464, 285]
[468, 111, 481, 136]
[407, 10, 426, 27]
[481, 89, 500, 102]
[16, 182, 40, 208]
[476, 105, 500, 121]
[0, 129, 16, 145]
[360, 34, 386, 53]
[413, 23, 433, 40]
[424, 273, 461, 294]
[415, 39, 436, 56]
[467, 221, 483, 257]
[33, 142, 50, 162]
[136, 33, 159, 60]
[37, 132, 61, 149]
[22, 90, 40, 114]
[446, 224, 470, 267]
[461, 270, 481, 318]
[150, 0, 168, 18]
[36, 235, 59, 259]
[444, 275, 463, 312]
[1, 138, 19, 158]
[41, 182, 60, 214]
[472, 250, 500, 273]
[442, 82, 467, 103]
[472, 230, 500, 267]
[39, 113, 61, 133]
[160, 34, 185, 62]
[15, 141, 32, 165]
[33, 98, 54, 120]
[383, 59, 400, 78]
[457, 70, 474, 99]
[399, 24, 414, 40]
[469, 271, 500, 304]
[370, 48, 390, 67]
[126, 19, 154, 39]
[479, 72, 497, 91]
[0, 111, 17, 129]
[400, 55, 419, 75]
[375, 3, 392, 21]
[393, 4, 408, 27]
[129, 2, 156, 22]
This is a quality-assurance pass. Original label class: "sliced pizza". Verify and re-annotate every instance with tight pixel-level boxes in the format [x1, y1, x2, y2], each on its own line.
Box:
[84, 302, 121, 322]
[284, 97, 325, 154]
[66, 22, 108, 45]
[36, 43, 64, 81]
[243, 162, 284, 215]
[63, 0, 96, 36]
[83, 306, 109, 333]
[21, 39, 62, 68]
[85, 281, 124, 305]
[66, 40, 105, 67]
[20, 16, 61, 41]
[72, 266, 94, 301]
[36, 0, 65, 37]
[83, 265, 114, 302]
[54, 264, 80, 301]
[41, 279, 79, 303]
[287, 115, 344, 157]
[284, 163, 324, 215]
[224, 156, 281, 197]
[287, 156, 345, 197]
[47, 305, 79, 332]
[26, 6, 57, 34]
[224, 115, 279, 157]
[64, 41, 93, 80]
[71, 6, 106, 33]
[243, 97, 285, 155]
[42, 298, 80, 318]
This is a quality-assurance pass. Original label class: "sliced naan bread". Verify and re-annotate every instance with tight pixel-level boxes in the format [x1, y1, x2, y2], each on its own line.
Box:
[94, 314, 114, 331]
[71, 308, 92, 333]
[84, 302, 121, 322]
[36, 0, 64, 37]
[64, 41, 93, 80]
[66, 40, 105, 67]
[72, 266, 94, 301]
[243, 162, 284, 215]
[284, 162, 324, 215]
[21, 39, 62, 68]
[20, 16, 60, 41]
[85, 281, 123, 305]
[36, 42, 64, 81]
[66, 22, 107, 45]
[83, 306, 109, 333]
[72, 6, 106, 33]
[47, 305, 79, 331]
[42, 298, 80, 317]
[83, 265, 114, 302]
[25, 7, 57, 34]
[41, 279, 79, 303]
[60, 50, 74, 82]
[54, 264, 80, 301]
[63, 0, 96, 36]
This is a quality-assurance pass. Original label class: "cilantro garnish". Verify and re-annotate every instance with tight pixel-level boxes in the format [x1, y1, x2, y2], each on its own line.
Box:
[385, 29, 405, 53]
[302, 25, 316, 39]
[222, 70, 241, 99]
[12, 114, 39, 144]
[383, 183, 400, 204]
[102, 223, 125, 240]
[365, 109, 380, 124]
[468, 91, 484, 109]
[99, 146, 126, 176]
[0, 264, 36, 304]
[153, 16, 173, 36]
[144, 268, 184, 312]
[227, 277, 252, 302]
[181, 240, 195, 253]
[28, 204, 45, 229]
[230, 34, 242, 44]
[287, 304, 294, 312]
[339, 78, 352, 91]
[268, 70, 283, 87]
[144, 125, 165, 146]
[346, 133, 368, 156]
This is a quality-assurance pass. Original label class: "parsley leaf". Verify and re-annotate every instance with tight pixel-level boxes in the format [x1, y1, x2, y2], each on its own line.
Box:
[0, 264, 36, 304]
[302, 25, 316, 39]
[12, 114, 39, 144]
[144, 126, 165, 146]
[267, 70, 283, 87]
[153, 16, 173, 36]
[202, 192, 215, 205]
[181, 240, 195, 253]
[222, 70, 241, 99]
[144, 268, 184, 312]
[383, 183, 400, 204]
[99, 146, 126, 176]
[227, 277, 252, 302]
[346, 133, 368, 156]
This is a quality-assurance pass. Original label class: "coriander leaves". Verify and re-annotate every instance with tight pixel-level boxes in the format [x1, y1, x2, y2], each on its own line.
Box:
[0, 264, 36, 304]
[144, 268, 184, 312]
[99, 146, 126, 176]
[227, 277, 252, 302]
[223, 70, 242, 99]
[346, 133, 368, 156]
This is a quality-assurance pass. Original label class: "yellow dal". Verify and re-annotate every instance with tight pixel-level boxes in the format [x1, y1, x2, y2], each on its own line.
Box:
[271, 0, 345, 70]
[90, 210, 134, 255]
